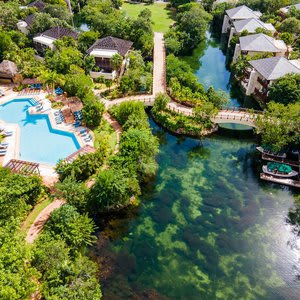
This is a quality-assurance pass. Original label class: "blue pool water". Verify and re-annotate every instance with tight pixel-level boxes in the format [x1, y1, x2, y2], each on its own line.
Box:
[0, 98, 80, 165]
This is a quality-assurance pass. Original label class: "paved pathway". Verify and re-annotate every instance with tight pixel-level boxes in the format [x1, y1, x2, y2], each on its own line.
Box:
[26, 199, 65, 244]
[153, 32, 167, 95]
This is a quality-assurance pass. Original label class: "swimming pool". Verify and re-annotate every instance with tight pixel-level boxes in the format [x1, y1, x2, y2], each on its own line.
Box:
[0, 98, 80, 165]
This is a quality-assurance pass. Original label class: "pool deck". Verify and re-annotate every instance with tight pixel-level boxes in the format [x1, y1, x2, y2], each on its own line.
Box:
[0, 89, 94, 186]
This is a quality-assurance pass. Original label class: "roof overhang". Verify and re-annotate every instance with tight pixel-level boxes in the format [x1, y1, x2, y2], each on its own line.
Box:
[33, 36, 56, 46]
[90, 49, 118, 58]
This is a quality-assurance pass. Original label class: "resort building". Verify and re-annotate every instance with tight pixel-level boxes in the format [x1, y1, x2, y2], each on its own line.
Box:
[87, 36, 133, 80]
[27, 0, 46, 11]
[241, 56, 300, 99]
[279, 3, 300, 17]
[33, 26, 79, 53]
[233, 34, 288, 63]
[228, 18, 276, 44]
[17, 14, 35, 35]
[222, 5, 262, 34]
[0, 60, 19, 83]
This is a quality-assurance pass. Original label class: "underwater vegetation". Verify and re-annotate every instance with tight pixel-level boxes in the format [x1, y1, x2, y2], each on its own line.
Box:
[92, 120, 300, 300]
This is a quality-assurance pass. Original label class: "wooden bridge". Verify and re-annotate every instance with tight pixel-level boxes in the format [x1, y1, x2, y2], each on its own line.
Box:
[101, 32, 261, 129]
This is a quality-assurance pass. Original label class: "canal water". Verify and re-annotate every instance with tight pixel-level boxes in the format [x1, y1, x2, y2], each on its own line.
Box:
[93, 30, 300, 299]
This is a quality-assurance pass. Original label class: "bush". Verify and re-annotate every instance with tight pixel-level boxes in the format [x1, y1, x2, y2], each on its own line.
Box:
[56, 146, 109, 182]
[82, 97, 105, 127]
[88, 167, 140, 213]
[45, 205, 97, 251]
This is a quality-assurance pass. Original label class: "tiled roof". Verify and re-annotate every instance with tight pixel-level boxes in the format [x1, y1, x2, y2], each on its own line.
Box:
[239, 34, 287, 53]
[87, 36, 133, 56]
[27, 0, 46, 11]
[24, 14, 35, 29]
[280, 3, 300, 13]
[37, 26, 79, 40]
[226, 5, 261, 20]
[249, 57, 300, 80]
[233, 18, 275, 33]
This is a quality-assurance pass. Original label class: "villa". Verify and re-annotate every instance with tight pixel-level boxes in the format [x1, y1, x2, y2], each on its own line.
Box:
[279, 3, 300, 17]
[228, 18, 276, 44]
[233, 34, 288, 62]
[87, 36, 133, 80]
[27, 0, 46, 11]
[222, 5, 262, 34]
[33, 26, 79, 53]
[241, 56, 300, 99]
[17, 14, 35, 35]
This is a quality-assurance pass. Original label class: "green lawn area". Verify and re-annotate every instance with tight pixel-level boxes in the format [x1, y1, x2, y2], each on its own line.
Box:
[122, 2, 174, 33]
[93, 119, 117, 153]
[21, 197, 53, 233]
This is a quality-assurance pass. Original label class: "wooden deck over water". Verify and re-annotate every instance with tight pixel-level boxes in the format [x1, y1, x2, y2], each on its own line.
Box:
[260, 173, 300, 188]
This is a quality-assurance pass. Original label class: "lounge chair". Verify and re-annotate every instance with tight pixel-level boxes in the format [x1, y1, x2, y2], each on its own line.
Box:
[3, 131, 13, 137]
[0, 142, 9, 146]
[0, 144, 8, 149]
[0, 150, 7, 156]
[79, 129, 87, 134]
[54, 110, 62, 116]
[55, 87, 64, 95]
[0, 89, 5, 96]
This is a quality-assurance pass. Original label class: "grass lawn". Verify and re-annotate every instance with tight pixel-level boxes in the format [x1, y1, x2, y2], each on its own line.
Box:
[122, 2, 174, 33]
[93, 118, 117, 153]
[21, 197, 53, 233]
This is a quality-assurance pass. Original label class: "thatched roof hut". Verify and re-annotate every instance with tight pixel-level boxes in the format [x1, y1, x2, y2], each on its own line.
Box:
[0, 60, 18, 79]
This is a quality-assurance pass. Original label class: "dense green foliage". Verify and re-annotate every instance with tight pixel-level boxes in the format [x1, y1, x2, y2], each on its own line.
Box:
[45, 205, 97, 252]
[0, 168, 42, 221]
[268, 74, 300, 104]
[56, 144, 109, 181]
[33, 234, 101, 299]
[166, 54, 227, 108]
[81, 0, 154, 56]
[0, 168, 43, 299]
[165, 3, 211, 54]
[152, 93, 216, 136]
[256, 101, 300, 151]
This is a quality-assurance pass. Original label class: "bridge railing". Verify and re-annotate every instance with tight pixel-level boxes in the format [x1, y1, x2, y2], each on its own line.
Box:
[220, 106, 263, 114]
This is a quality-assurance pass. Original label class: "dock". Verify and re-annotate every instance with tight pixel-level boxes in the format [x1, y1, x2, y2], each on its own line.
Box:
[260, 173, 300, 188]
[261, 153, 299, 168]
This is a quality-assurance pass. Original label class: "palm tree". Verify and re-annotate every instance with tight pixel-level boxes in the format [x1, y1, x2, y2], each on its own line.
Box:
[38, 70, 65, 93]
[110, 53, 123, 76]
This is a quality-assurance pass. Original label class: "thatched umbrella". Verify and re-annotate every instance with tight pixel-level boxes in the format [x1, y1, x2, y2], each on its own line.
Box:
[0, 60, 18, 79]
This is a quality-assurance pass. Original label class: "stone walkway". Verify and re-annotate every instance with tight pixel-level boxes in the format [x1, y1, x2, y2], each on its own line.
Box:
[26, 199, 65, 244]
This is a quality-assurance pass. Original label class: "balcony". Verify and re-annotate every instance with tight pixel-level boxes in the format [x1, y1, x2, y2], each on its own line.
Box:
[254, 88, 268, 101]
[257, 77, 269, 88]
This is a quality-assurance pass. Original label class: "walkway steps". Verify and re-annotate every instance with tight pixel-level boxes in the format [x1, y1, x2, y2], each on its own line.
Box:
[260, 173, 300, 188]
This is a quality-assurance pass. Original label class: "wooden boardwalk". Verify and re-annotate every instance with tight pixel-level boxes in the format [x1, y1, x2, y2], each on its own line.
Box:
[260, 173, 300, 188]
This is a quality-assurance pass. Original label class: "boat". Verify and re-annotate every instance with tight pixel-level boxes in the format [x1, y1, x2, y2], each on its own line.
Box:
[256, 145, 286, 158]
[262, 162, 298, 178]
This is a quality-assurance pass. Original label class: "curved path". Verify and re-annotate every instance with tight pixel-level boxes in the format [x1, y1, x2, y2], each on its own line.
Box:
[101, 32, 260, 128]
[103, 112, 122, 154]
[26, 199, 65, 244]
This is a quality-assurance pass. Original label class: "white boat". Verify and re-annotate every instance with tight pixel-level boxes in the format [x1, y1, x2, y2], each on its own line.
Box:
[262, 163, 298, 178]
[256, 146, 286, 158]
